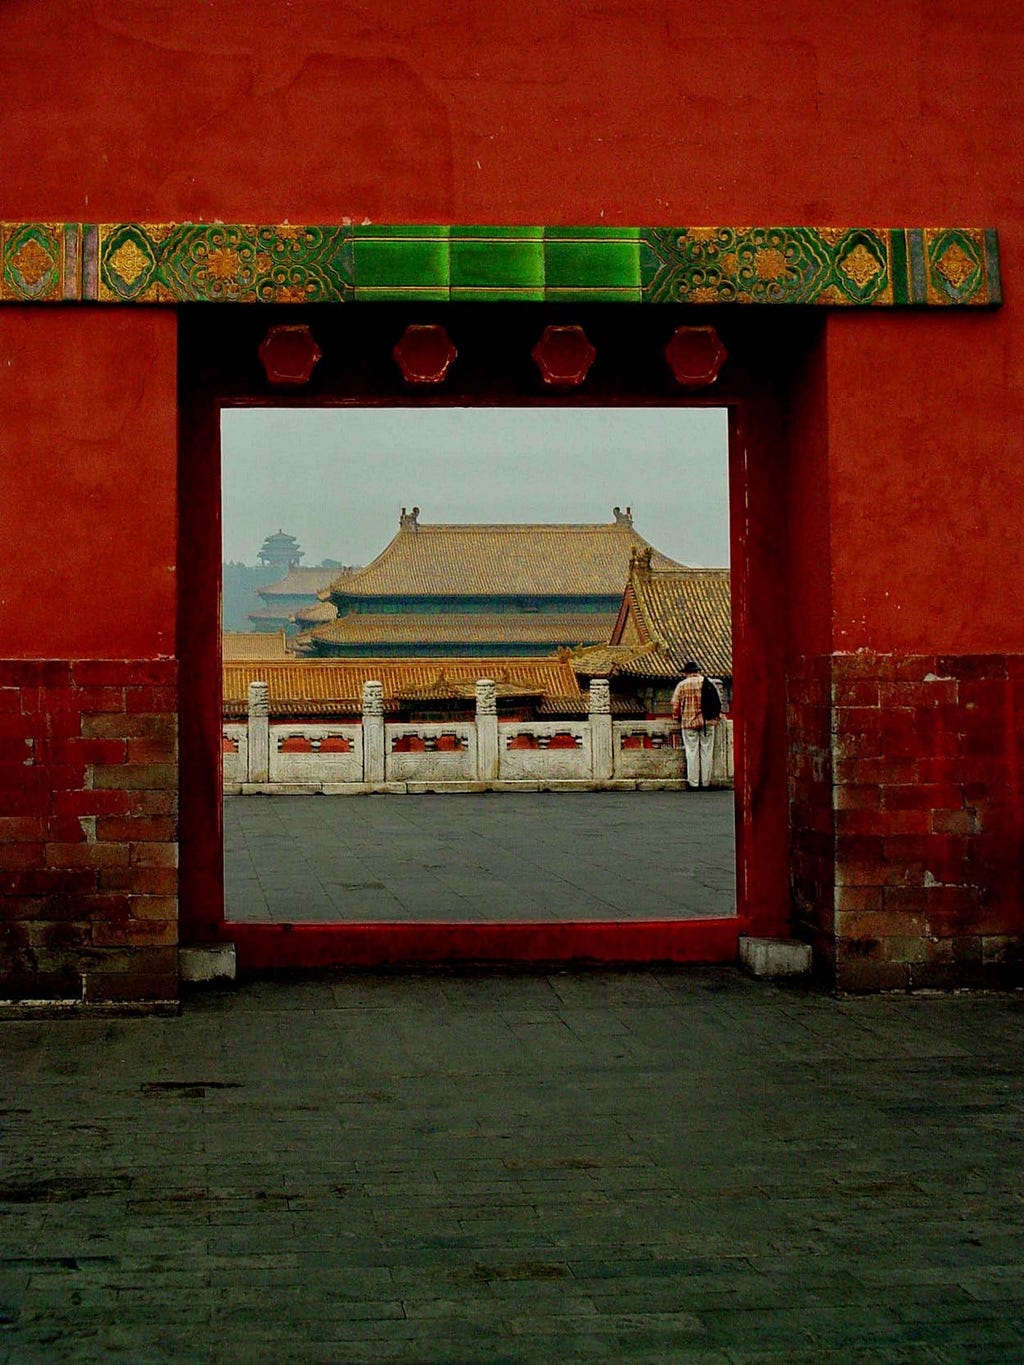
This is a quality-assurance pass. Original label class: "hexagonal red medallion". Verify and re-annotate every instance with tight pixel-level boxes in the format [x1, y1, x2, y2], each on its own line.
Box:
[392, 324, 457, 385]
[531, 325, 597, 389]
[258, 325, 322, 386]
[664, 326, 728, 390]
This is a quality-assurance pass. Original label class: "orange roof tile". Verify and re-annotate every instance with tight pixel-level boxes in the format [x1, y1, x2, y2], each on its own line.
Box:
[222, 657, 583, 711]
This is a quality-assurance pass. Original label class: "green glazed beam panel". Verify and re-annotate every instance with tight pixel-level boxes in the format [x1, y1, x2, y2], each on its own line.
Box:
[0, 223, 1001, 306]
[450, 237, 545, 291]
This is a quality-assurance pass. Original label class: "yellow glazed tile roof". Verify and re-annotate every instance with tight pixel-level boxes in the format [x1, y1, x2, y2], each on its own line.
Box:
[611, 560, 732, 676]
[570, 641, 678, 679]
[221, 631, 293, 661]
[223, 657, 583, 711]
[328, 518, 682, 599]
[293, 601, 339, 625]
[259, 566, 345, 597]
[537, 694, 646, 717]
[308, 612, 618, 648]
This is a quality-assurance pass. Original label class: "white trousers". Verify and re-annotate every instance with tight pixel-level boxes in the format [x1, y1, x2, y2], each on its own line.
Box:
[682, 725, 716, 788]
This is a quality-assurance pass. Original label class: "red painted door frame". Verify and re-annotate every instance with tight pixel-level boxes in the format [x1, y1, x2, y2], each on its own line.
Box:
[178, 304, 813, 968]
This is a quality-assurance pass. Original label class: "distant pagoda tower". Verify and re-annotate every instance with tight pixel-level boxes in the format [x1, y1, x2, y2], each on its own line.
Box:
[257, 529, 304, 569]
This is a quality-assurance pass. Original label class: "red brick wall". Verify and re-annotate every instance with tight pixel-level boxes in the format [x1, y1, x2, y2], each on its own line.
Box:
[0, 660, 178, 1003]
[787, 656, 836, 975]
[790, 653, 1024, 991]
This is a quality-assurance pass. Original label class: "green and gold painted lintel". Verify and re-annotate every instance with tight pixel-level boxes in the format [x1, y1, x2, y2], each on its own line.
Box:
[0, 223, 1001, 307]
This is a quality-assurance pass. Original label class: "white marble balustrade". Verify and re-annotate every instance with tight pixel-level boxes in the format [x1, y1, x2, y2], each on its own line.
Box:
[223, 679, 734, 792]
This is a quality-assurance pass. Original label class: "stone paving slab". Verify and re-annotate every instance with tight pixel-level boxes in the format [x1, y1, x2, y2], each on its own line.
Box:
[225, 792, 737, 923]
[3, 969, 1024, 1361]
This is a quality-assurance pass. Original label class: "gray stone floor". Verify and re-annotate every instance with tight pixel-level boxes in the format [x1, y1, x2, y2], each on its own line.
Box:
[3, 970, 1024, 1361]
[224, 792, 737, 923]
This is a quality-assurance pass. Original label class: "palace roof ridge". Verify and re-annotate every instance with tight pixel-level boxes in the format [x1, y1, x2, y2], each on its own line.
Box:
[393, 519, 667, 532]
[327, 517, 684, 599]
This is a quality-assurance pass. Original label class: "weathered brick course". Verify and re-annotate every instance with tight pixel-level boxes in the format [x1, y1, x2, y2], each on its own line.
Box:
[0, 659, 178, 1003]
[130, 894, 178, 920]
[97, 815, 176, 842]
[126, 737, 178, 764]
[83, 712, 175, 739]
[793, 651, 1024, 991]
[91, 762, 177, 790]
[129, 841, 178, 867]
[98, 864, 178, 895]
[129, 790, 178, 816]
[44, 841, 129, 868]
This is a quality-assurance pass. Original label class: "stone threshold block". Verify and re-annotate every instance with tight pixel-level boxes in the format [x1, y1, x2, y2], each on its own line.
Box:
[739, 936, 813, 979]
[179, 944, 237, 984]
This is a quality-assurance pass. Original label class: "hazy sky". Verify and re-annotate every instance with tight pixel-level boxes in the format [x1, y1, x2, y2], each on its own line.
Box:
[221, 407, 730, 568]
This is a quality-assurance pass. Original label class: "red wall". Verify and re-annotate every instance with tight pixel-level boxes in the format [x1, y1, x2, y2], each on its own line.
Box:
[0, 0, 1020, 665]
[0, 0, 1021, 991]
[0, 308, 177, 659]
[827, 312, 1024, 654]
[1, 2, 1020, 227]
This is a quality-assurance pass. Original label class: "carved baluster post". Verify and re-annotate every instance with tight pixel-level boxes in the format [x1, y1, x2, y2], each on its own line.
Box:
[247, 681, 270, 784]
[475, 679, 499, 782]
[589, 678, 613, 783]
[362, 681, 385, 786]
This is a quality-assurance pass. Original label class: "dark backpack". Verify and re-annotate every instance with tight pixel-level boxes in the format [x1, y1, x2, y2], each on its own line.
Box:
[700, 676, 723, 721]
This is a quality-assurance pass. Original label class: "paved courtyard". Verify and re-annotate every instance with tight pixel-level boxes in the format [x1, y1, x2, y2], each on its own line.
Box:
[3, 970, 1024, 1361]
[225, 792, 736, 924]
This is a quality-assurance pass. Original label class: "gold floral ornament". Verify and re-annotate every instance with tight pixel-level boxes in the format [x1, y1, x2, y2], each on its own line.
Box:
[754, 247, 789, 281]
[273, 284, 314, 303]
[11, 238, 54, 287]
[205, 248, 241, 281]
[839, 243, 882, 289]
[935, 243, 976, 290]
[108, 238, 150, 288]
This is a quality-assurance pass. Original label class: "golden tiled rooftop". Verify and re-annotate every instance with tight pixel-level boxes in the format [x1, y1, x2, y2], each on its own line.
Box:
[328, 516, 682, 599]
[223, 657, 583, 713]
[221, 631, 293, 661]
[610, 556, 732, 676]
[570, 641, 678, 679]
[259, 566, 344, 597]
[307, 612, 618, 648]
[293, 601, 339, 625]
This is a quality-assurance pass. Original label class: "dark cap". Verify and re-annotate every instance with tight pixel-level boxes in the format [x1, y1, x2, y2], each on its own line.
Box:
[683, 661, 701, 674]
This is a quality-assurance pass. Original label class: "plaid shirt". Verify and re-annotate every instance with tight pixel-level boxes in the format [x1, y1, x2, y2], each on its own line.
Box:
[671, 674, 709, 730]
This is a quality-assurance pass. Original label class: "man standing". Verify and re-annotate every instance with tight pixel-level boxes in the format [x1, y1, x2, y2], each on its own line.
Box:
[671, 660, 717, 789]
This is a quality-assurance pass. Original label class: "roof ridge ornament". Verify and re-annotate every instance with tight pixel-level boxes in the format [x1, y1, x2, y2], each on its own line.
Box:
[613, 506, 633, 526]
[400, 506, 420, 530]
[631, 544, 653, 574]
